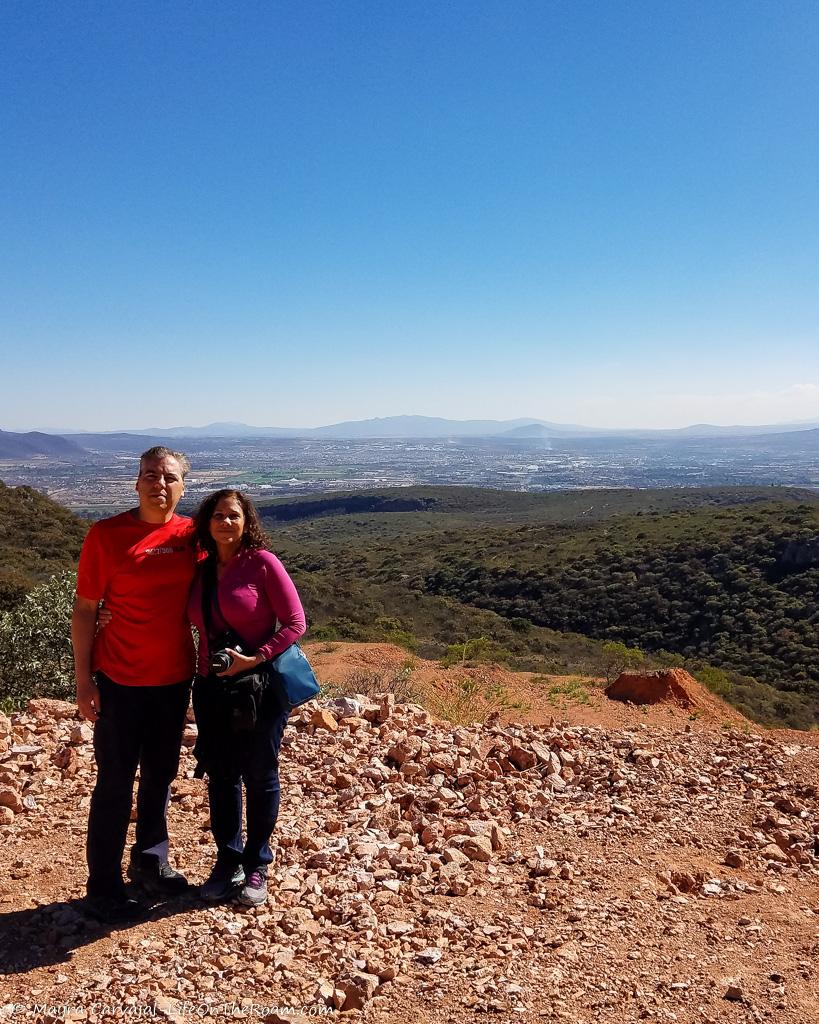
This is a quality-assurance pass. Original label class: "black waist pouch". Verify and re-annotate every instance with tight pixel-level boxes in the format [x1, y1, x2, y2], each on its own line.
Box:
[224, 670, 268, 733]
[192, 670, 270, 778]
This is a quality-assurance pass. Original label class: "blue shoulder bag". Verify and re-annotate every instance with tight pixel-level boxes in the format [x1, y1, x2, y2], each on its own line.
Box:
[269, 643, 321, 710]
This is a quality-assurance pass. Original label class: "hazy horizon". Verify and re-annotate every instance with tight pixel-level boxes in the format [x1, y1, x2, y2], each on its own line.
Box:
[5, 410, 819, 438]
[2, 2, 818, 432]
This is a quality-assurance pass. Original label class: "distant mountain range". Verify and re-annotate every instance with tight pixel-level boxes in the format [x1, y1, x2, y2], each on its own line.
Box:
[2, 415, 819, 457]
[502, 420, 819, 440]
[60, 413, 819, 439]
[0, 430, 86, 459]
[118, 416, 559, 439]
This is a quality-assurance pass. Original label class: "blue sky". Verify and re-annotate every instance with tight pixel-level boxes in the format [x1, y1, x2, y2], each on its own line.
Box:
[2, 0, 818, 431]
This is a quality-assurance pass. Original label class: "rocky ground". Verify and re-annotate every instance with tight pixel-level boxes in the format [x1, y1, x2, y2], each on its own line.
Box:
[1, 647, 819, 1024]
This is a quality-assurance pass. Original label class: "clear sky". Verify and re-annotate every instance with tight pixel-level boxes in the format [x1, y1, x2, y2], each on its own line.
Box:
[2, 0, 818, 431]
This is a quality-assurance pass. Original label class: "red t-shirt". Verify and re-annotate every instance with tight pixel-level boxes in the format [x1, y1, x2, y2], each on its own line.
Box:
[77, 511, 197, 686]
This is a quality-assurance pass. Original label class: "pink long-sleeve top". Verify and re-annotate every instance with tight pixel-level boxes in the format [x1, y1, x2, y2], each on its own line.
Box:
[187, 548, 306, 676]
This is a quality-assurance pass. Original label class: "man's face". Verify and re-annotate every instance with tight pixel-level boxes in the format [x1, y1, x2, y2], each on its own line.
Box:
[135, 456, 185, 516]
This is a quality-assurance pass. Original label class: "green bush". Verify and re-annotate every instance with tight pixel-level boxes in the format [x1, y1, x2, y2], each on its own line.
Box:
[306, 624, 340, 642]
[441, 635, 513, 667]
[383, 628, 418, 652]
[0, 571, 76, 705]
[601, 641, 645, 683]
[374, 615, 419, 652]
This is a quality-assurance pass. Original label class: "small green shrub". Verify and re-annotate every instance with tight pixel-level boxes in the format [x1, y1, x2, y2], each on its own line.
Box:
[441, 636, 513, 667]
[432, 677, 484, 724]
[307, 624, 340, 642]
[431, 676, 529, 725]
[0, 571, 76, 703]
[601, 641, 645, 683]
[546, 677, 597, 706]
[383, 628, 418, 652]
[324, 663, 423, 704]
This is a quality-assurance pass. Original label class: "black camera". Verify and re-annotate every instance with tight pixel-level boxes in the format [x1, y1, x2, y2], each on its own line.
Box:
[209, 634, 243, 675]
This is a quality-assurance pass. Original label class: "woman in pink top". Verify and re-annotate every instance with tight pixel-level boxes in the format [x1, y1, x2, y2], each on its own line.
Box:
[188, 489, 306, 907]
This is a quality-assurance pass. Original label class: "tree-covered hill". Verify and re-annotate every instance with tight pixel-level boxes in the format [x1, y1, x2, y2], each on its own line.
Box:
[421, 500, 819, 695]
[259, 486, 819, 726]
[2, 481, 818, 727]
[0, 480, 88, 610]
[258, 483, 806, 526]
[0, 430, 86, 459]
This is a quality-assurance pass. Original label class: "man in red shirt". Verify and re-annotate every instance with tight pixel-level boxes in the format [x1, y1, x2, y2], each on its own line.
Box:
[72, 446, 197, 923]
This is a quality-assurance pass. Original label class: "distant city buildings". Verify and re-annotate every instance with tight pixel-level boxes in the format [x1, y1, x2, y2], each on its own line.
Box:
[0, 434, 816, 518]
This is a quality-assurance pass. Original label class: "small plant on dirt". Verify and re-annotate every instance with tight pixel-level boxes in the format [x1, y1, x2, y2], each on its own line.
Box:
[440, 636, 513, 668]
[432, 677, 484, 725]
[319, 669, 381, 699]
[441, 636, 488, 667]
[484, 682, 530, 715]
[601, 641, 645, 684]
[546, 677, 595, 707]
[385, 662, 424, 703]
[432, 676, 529, 725]
[323, 663, 423, 704]
[318, 679, 348, 699]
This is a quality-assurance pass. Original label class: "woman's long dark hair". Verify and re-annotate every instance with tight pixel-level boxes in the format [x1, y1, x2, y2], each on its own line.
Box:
[193, 489, 268, 558]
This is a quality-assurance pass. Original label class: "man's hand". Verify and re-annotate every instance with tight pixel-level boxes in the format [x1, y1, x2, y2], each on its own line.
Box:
[72, 594, 101, 721]
[76, 674, 101, 722]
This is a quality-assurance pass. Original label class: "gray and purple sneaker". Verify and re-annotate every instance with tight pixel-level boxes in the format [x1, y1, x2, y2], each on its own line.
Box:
[238, 870, 268, 907]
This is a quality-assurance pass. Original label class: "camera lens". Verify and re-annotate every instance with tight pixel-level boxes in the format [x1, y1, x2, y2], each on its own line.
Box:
[210, 650, 233, 673]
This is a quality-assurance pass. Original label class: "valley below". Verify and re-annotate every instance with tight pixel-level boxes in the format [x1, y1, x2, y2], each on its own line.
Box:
[1, 430, 817, 516]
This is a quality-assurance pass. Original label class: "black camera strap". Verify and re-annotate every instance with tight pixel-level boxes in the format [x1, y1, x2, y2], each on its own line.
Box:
[200, 557, 249, 651]
[200, 556, 218, 647]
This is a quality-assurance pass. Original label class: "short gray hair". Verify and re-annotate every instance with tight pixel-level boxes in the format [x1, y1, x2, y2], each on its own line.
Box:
[139, 446, 190, 478]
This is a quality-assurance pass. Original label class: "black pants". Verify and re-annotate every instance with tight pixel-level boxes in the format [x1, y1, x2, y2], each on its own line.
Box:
[86, 674, 191, 898]
[192, 675, 289, 874]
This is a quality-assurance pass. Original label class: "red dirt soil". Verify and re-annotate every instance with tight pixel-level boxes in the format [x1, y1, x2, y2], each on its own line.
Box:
[604, 667, 749, 724]
[305, 642, 753, 733]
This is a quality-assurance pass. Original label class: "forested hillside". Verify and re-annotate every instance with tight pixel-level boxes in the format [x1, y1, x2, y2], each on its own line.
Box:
[0, 481, 88, 610]
[423, 502, 819, 693]
[2, 481, 818, 728]
[260, 486, 819, 727]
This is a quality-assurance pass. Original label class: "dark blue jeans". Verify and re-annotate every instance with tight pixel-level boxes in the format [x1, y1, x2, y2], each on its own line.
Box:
[86, 674, 191, 898]
[193, 675, 289, 875]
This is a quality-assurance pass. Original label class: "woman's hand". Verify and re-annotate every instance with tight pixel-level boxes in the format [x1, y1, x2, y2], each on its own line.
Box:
[216, 649, 263, 677]
[96, 604, 113, 632]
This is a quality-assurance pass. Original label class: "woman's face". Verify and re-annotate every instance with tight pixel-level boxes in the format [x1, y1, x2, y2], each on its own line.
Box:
[209, 495, 246, 547]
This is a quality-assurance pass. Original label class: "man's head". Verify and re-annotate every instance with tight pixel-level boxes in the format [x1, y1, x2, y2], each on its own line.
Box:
[135, 446, 190, 522]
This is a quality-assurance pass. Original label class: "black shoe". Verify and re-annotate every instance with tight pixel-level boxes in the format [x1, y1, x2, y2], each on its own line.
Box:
[84, 892, 145, 924]
[127, 856, 189, 896]
[199, 861, 245, 902]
